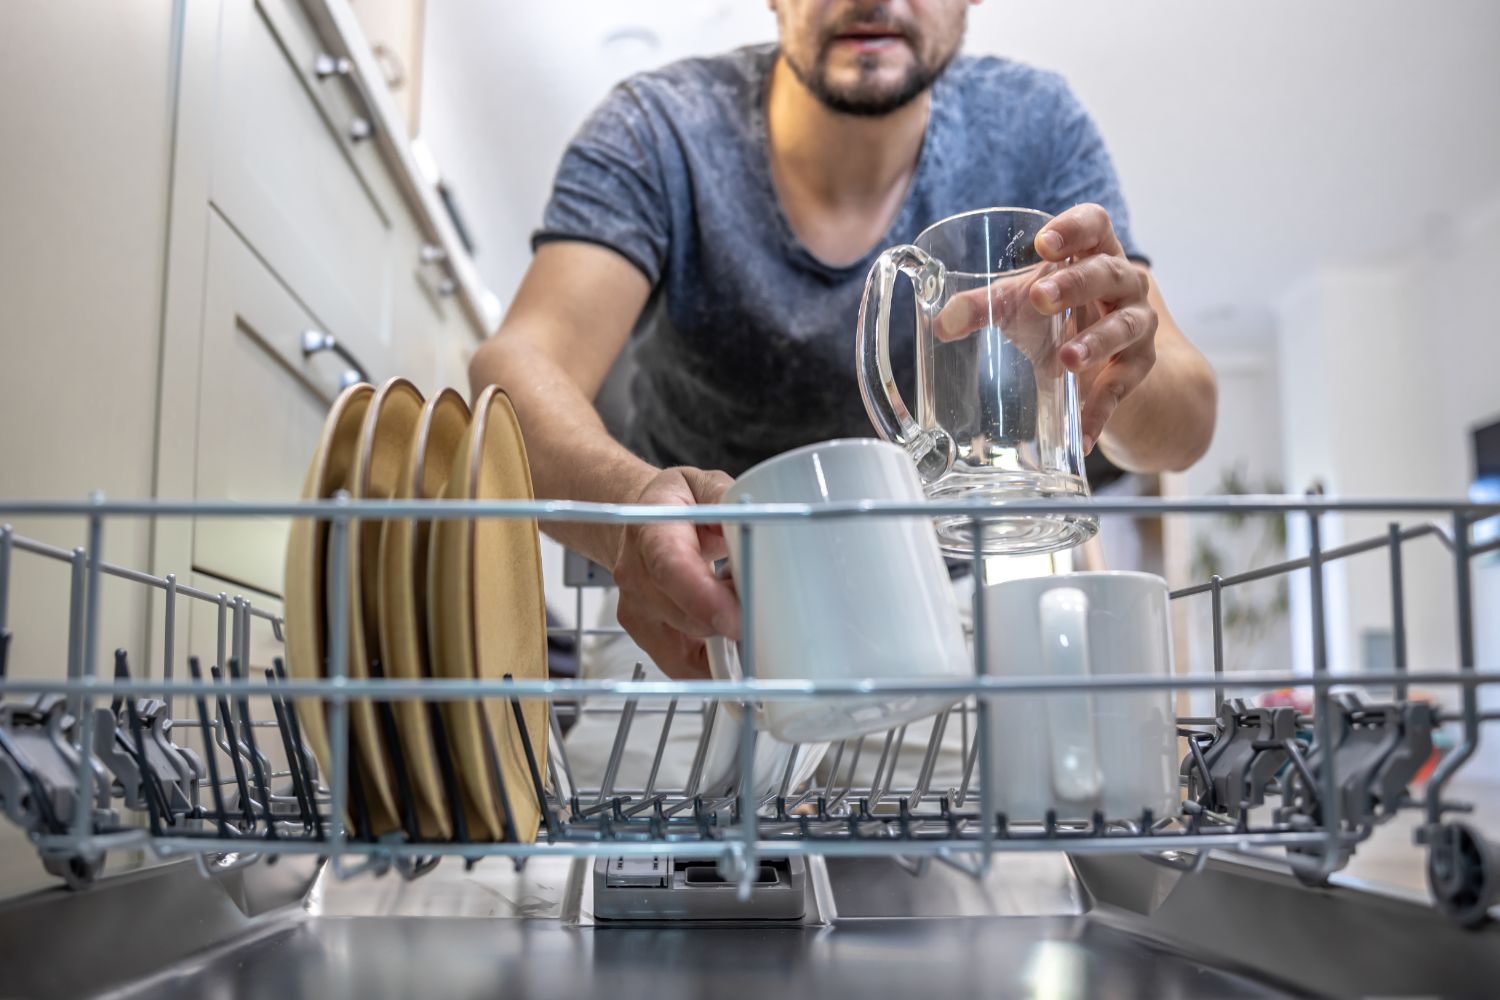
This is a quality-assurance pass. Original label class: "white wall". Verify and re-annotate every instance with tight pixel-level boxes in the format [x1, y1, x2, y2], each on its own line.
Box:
[1273, 194, 1500, 777]
[1276, 266, 1455, 687]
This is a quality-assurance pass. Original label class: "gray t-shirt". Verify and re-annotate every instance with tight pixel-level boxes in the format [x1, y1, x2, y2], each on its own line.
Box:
[535, 44, 1144, 478]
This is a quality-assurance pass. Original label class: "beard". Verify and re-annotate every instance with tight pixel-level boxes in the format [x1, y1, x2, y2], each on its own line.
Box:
[782, 6, 959, 117]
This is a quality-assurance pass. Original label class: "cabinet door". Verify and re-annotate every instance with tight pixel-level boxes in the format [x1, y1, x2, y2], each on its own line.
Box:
[191, 214, 376, 595]
[212, 0, 394, 359]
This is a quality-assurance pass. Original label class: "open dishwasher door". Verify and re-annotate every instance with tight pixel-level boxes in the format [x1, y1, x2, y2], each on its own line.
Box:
[7, 847, 1500, 999]
[0, 851, 1304, 999]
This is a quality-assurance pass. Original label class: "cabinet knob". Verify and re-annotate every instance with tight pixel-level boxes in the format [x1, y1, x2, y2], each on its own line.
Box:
[301, 329, 371, 389]
[312, 53, 352, 80]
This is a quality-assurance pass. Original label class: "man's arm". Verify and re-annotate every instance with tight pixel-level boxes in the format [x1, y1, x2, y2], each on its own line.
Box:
[469, 241, 657, 564]
[468, 241, 741, 677]
[1092, 268, 1216, 473]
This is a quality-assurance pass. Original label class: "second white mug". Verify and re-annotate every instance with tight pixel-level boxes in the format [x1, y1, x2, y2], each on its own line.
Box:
[981, 571, 1180, 823]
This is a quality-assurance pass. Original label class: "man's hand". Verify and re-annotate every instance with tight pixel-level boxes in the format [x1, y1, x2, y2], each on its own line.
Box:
[1030, 203, 1158, 455]
[611, 467, 741, 679]
[930, 203, 1158, 455]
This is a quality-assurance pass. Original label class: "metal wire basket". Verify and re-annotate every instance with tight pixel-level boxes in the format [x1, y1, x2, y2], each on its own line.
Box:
[0, 493, 1497, 925]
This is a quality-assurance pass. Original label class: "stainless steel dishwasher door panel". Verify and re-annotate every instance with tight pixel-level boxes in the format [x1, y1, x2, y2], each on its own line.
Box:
[820, 853, 1084, 918]
[102, 913, 1290, 1000]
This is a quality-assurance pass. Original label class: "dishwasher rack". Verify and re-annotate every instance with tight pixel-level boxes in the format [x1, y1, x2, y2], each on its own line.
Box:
[1, 494, 1497, 926]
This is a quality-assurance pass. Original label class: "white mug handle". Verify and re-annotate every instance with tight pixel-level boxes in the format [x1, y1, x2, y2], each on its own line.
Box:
[706, 564, 766, 728]
[1038, 587, 1103, 802]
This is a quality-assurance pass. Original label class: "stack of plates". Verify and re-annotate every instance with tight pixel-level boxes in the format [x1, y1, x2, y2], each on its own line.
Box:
[284, 380, 549, 843]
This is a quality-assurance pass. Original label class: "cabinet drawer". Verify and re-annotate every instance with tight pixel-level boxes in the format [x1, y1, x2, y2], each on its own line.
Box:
[192, 214, 374, 595]
[212, 0, 393, 362]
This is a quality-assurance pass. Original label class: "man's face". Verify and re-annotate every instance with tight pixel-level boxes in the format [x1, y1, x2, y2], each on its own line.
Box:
[771, 0, 970, 116]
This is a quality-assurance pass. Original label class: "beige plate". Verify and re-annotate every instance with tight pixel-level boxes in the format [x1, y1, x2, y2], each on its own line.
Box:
[428, 386, 549, 843]
[284, 382, 374, 804]
[375, 388, 470, 841]
[343, 377, 427, 836]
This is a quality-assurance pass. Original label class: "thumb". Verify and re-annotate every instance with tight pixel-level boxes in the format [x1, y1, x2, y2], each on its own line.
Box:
[681, 467, 734, 505]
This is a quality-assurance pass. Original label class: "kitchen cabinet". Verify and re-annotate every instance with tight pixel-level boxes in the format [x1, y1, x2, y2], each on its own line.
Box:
[0, 0, 490, 901]
[150, 0, 491, 643]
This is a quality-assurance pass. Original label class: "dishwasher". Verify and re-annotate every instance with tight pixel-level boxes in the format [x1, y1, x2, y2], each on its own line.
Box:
[0, 493, 1498, 999]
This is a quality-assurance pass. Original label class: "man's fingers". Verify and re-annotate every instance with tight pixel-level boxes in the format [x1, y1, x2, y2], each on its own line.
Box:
[1032, 254, 1146, 317]
[1035, 203, 1124, 262]
[680, 466, 734, 504]
[1059, 304, 1157, 373]
[625, 614, 711, 680]
[616, 563, 715, 640]
[696, 524, 730, 563]
[932, 272, 1040, 343]
[638, 524, 741, 638]
[932, 290, 981, 343]
[1079, 354, 1153, 451]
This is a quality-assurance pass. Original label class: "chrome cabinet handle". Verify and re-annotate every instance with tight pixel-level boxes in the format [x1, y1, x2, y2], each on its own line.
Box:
[418, 243, 456, 296]
[313, 53, 352, 80]
[301, 329, 370, 389]
[313, 53, 375, 144]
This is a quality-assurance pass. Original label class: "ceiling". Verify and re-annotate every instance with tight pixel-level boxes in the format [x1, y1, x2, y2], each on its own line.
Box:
[419, 0, 1500, 345]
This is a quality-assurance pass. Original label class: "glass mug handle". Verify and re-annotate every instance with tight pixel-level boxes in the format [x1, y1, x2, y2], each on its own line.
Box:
[856, 245, 953, 481]
[1038, 587, 1103, 802]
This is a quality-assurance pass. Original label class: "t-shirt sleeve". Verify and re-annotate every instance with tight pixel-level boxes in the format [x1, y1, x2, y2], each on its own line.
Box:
[532, 84, 671, 284]
[1038, 80, 1149, 265]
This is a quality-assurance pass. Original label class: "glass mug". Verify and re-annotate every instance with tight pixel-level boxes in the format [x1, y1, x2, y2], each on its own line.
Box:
[857, 207, 1097, 556]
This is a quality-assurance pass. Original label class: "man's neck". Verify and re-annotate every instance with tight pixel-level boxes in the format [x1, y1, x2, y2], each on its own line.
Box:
[765, 56, 930, 263]
[767, 56, 928, 204]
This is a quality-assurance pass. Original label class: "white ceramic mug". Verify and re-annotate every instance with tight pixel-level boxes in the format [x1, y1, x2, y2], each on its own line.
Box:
[982, 571, 1179, 823]
[707, 438, 971, 744]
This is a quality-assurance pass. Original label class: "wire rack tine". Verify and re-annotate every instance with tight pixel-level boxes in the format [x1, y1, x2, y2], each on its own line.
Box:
[972, 516, 996, 870]
[683, 699, 718, 802]
[643, 697, 678, 798]
[325, 505, 352, 862]
[909, 708, 951, 809]
[595, 662, 645, 806]
[828, 736, 866, 813]
[71, 509, 105, 841]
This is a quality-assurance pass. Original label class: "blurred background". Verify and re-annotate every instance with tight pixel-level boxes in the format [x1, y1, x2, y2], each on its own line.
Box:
[412, 0, 1500, 751]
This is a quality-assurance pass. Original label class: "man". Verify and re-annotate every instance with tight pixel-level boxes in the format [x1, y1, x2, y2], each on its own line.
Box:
[470, 0, 1217, 682]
